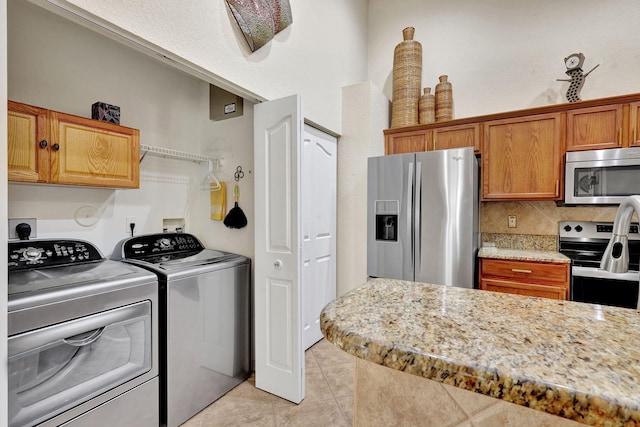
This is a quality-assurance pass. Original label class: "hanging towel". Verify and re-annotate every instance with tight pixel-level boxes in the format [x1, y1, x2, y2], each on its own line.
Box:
[210, 181, 227, 221]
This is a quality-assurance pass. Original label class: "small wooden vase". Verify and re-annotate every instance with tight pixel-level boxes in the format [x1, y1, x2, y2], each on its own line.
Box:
[391, 27, 422, 128]
[418, 87, 435, 124]
[435, 75, 453, 122]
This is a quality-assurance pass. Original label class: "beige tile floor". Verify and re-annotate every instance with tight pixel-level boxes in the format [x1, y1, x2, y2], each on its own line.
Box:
[181, 339, 355, 427]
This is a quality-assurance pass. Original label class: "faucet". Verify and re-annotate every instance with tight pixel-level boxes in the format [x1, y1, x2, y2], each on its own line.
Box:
[600, 195, 640, 273]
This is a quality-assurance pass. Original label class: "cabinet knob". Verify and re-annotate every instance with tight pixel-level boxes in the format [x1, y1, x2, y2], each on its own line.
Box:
[39, 140, 48, 149]
[52, 143, 60, 151]
[274, 259, 282, 269]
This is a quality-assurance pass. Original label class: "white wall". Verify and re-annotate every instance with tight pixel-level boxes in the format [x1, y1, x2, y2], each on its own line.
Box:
[338, 82, 387, 296]
[8, 0, 254, 257]
[368, 0, 640, 119]
[36, 0, 369, 134]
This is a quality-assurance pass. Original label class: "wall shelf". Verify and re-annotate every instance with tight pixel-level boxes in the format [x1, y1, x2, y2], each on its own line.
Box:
[140, 143, 218, 163]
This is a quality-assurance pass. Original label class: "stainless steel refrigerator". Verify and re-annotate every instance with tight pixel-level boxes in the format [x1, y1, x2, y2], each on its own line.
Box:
[367, 147, 479, 287]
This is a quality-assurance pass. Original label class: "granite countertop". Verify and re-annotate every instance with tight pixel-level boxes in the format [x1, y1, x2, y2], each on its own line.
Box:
[320, 278, 640, 426]
[478, 246, 571, 263]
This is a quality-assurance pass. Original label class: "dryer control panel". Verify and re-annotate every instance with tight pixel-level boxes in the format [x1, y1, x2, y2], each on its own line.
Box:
[8, 239, 103, 271]
[119, 233, 205, 259]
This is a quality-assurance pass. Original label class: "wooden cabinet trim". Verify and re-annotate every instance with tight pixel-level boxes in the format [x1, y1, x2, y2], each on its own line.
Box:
[384, 92, 640, 136]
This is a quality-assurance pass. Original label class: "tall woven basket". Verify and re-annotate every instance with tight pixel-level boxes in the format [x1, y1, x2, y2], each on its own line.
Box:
[391, 27, 422, 128]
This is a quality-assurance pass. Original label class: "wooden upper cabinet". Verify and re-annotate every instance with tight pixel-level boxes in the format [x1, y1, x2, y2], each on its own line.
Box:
[8, 101, 50, 183]
[50, 112, 139, 188]
[566, 104, 624, 151]
[431, 123, 480, 153]
[8, 100, 139, 188]
[629, 102, 640, 147]
[385, 129, 429, 154]
[482, 112, 564, 200]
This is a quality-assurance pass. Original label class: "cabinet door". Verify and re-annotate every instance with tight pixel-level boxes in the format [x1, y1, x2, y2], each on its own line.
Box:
[384, 129, 429, 154]
[566, 104, 624, 151]
[482, 113, 564, 200]
[8, 101, 50, 183]
[629, 102, 640, 147]
[432, 123, 480, 154]
[50, 112, 140, 188]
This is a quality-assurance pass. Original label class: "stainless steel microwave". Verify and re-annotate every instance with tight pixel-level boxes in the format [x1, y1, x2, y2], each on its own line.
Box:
[565, 147, 640, 205]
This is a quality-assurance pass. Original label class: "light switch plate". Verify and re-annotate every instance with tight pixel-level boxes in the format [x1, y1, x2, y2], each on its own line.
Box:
[8, 218, 37, 240]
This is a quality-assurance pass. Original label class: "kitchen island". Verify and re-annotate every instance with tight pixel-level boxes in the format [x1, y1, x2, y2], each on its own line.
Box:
[320, 278, 640, 426]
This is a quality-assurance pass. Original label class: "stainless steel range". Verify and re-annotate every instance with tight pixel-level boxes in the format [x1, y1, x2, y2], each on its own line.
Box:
[8, 238, 159, 427]
[559, 221, 640, 308]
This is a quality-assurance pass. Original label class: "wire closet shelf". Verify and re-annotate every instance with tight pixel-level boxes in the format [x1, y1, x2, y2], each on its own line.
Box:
[139, 144, 223, 190]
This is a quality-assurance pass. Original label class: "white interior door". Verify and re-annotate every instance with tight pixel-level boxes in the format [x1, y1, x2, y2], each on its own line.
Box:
[302, 125, 337, 350]
[254, 95, 304, 403]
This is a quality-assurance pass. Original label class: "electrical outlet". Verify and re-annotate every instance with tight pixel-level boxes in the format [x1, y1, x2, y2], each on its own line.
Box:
[508, 215, 517, 228]
[126, 216, 136, 234]
[8, 218, 37, 240]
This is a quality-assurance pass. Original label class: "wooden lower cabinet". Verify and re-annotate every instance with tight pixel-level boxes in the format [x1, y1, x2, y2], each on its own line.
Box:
[479, 258, 570, 300]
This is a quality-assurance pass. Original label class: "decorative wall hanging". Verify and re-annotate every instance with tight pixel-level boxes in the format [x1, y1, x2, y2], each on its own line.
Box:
[557, 52, 599, 103]
[225, 0, 293, 52]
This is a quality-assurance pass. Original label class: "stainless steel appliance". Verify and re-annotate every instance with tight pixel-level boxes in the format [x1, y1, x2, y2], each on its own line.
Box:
[8, 239, 159, 427]
[559, 221, 640, 308]
[565, 147, 640, 205]
[367, 147, 479, 287]
[112, 233, 251, 427]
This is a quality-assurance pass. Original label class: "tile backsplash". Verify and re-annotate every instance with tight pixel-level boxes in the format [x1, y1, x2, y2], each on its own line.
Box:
[480, 201, 620, 236]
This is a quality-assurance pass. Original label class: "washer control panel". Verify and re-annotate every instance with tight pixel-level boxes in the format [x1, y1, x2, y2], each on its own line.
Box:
[121, 233, 204, 259]
[8, 239, 103, 271]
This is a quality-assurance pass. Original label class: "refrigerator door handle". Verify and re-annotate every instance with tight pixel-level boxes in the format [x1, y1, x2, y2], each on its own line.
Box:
[414, 161, 422, 275]
[407, 161, 414, 266]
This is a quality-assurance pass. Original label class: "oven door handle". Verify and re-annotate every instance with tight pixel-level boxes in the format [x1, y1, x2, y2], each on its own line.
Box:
[572, 266, 640, 281]
[63, 327, 106, 347]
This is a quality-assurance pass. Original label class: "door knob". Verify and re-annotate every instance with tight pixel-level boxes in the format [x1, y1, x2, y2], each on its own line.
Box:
[274, 260, 282, 269]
